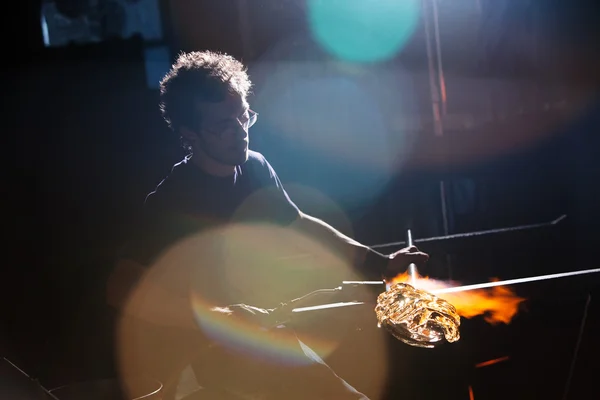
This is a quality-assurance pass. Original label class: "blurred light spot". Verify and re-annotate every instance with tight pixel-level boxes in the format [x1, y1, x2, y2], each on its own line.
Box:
[253, 58, 416, 207]
[116, 209, 391, 395]
[272, 75, 393, 204]
[193, 219, 350, 365]
[217, 222, 356, 311]
[226, 185, 362, 303]
[116, 220, 363, 370]
[307, 0, 420, 63]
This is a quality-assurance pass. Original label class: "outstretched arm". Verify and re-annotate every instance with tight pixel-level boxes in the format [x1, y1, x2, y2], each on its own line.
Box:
[290, 211, 429, 279]
[253, 154, 429, 279]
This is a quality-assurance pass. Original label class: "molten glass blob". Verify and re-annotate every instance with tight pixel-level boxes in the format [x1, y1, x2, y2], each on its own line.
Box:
[375, 283, 461, 348]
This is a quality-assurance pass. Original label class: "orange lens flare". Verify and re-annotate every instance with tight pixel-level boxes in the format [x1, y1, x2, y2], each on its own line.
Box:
[475, 356, 510, 368]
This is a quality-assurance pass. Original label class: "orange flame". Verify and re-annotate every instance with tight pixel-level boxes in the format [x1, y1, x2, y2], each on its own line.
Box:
[391, 271, 526, 324]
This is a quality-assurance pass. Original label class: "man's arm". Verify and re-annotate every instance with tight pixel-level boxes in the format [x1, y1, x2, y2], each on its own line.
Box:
[291, 212, 372, 263]
[252, 153, 429, 278]
[290, 212, 429, 279]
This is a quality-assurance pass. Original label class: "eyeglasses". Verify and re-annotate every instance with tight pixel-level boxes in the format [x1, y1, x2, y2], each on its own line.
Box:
[242, 109, 258, 130]
[203, 109, 258, 137]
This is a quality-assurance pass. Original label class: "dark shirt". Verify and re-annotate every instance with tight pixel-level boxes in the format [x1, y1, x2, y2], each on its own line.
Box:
[122, 150, 300, 267]
[120, 150, 300, 306]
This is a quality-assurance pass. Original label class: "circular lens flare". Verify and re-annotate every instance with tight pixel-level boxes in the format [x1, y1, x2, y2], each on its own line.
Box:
[307, 0, 420, 63]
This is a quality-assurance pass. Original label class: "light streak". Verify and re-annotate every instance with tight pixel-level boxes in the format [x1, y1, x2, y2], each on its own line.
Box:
[292, 268, 600, 314]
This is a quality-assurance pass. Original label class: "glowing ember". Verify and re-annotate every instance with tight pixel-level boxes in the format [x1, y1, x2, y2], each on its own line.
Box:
[475, 356, 510, 368]
[391, 271, 527, 325]
[375, 283, 461, 348]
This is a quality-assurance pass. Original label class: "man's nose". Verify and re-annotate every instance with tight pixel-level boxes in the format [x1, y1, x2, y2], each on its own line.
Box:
[235, 121, 248, 138]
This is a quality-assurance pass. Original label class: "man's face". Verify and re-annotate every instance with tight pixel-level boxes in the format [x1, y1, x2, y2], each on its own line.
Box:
[195, 93, 250, 166]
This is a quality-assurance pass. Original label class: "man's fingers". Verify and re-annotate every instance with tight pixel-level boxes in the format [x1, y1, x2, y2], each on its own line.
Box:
[393, 247, 429, 261]
[229, 304, 270, 316]
[408, 251, 429, 259]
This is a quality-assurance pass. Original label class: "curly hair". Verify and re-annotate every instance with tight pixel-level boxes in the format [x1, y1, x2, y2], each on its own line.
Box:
[159, 51, 252, 147]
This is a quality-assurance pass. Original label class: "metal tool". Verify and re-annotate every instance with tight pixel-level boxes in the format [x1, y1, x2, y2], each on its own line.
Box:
[272, 281, 386, 326]
[430, 267, 600, 294]
[291, 267, 600, 314]
[1, 357, 60, 400]
[406, 229, 418, 286]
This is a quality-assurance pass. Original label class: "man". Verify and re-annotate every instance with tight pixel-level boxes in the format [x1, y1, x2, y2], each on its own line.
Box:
[107, 51, 429, 399]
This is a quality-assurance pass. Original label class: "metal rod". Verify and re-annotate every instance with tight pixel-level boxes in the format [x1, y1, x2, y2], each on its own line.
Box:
[2, 358, 61, 400]
[406, 229, 418, 286]
[422, 0, 450, 246]
[289, 268, 600, 314]
[561, 294, 592, 400]
[274, 216, 567, 263]
[370, 215, 566, 250]
[342, 266, 600, 296]
[422, 0, 443, 137]
[431, 268, 600, 294]
[432, 0, 447, 116]
[292, 301, 365, 313]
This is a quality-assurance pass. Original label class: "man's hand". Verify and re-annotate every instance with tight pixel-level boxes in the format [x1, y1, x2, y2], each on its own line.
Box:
[211, 304, 281, 331]
[384, 246, 429, 278]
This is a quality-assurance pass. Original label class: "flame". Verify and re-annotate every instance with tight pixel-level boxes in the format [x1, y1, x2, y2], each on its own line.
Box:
[391, 271, 526, 325]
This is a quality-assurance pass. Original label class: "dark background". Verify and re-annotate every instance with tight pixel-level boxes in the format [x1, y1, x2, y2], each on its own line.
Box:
[3, 1, 600, 399]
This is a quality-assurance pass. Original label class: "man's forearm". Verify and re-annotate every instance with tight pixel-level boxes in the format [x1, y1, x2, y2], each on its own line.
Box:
[290, 212, 389, 276]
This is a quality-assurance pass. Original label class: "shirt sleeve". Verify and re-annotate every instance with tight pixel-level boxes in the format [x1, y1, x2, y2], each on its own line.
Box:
[238, 153, 301, 226]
